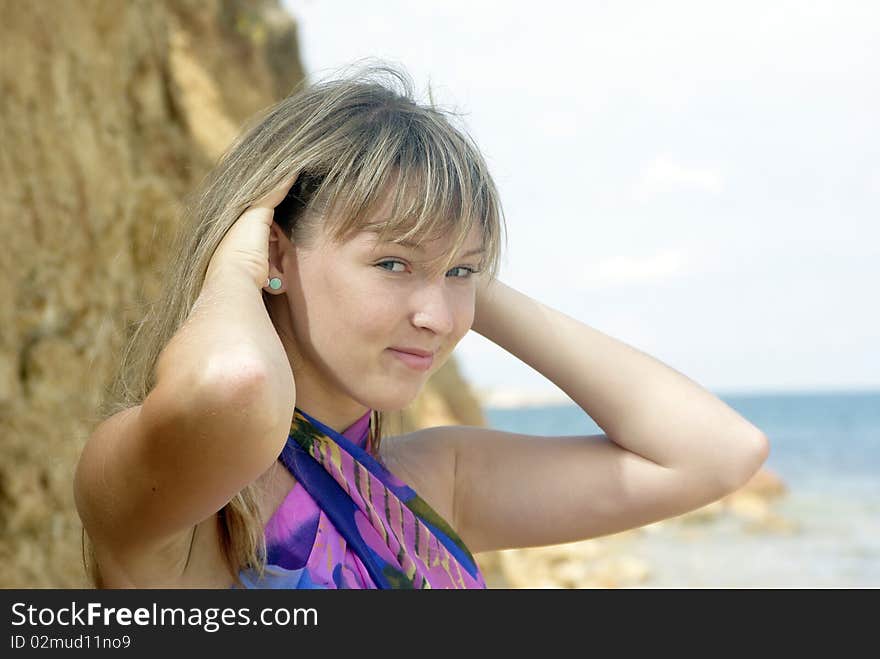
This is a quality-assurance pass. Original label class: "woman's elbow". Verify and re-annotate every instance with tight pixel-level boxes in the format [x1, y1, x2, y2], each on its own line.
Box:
[722, 432, 771, 493]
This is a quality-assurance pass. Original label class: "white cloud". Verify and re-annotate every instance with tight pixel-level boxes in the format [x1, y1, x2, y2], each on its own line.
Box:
[633, 156, 724, 200]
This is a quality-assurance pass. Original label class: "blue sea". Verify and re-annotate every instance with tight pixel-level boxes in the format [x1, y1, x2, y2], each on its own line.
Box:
[484, 390, 880, 588]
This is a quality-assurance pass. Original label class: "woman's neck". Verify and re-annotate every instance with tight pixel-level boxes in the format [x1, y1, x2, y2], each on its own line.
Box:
[296, 398, 370, 434]
[268, 314, 370, 435]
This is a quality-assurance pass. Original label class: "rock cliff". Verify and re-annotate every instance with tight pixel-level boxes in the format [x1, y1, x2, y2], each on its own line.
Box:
[0, 0, 484, 588]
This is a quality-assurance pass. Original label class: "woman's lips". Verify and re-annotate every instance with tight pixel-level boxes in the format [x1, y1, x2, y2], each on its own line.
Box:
[388, 348, 434, 371]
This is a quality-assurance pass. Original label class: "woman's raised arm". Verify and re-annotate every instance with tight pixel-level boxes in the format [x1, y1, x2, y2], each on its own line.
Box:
[471, 277, 768, 476]
[74, 178, 298, 565]
[444, 278, 769, 553]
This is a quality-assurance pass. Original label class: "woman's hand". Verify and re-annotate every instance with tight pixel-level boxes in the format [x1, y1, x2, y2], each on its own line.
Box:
[205, 174, 299, 288]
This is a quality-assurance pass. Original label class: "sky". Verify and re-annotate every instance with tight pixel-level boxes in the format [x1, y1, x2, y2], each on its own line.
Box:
[281, 0, 878, 400]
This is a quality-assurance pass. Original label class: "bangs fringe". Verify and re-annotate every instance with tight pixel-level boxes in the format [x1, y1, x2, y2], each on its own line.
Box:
[315, 116, 495, 279]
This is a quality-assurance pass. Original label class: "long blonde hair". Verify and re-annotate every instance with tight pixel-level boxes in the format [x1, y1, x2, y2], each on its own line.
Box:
[84, 61, 507, 587]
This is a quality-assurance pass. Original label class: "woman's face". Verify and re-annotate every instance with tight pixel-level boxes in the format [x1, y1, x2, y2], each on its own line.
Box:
[270, 215, 485, 420]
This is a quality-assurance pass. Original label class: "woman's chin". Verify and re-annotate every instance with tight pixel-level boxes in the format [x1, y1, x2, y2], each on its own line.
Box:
[361, 384, 423, 413]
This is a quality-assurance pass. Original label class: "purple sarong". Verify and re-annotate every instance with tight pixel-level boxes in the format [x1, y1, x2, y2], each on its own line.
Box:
[235, 407, 486, 589]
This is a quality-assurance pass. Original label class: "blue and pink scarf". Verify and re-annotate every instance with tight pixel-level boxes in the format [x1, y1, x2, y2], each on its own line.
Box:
[234, 407, 486, 589]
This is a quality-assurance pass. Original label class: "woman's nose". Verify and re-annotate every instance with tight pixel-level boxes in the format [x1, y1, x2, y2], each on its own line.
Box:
[411, 284, 455, 335]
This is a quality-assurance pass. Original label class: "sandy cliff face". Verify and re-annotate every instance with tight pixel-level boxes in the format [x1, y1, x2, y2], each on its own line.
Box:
[0, 0, 301, 588]
[0, 0, 485, 587]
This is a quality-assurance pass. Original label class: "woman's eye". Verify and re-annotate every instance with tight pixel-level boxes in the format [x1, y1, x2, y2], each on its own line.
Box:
[447, 266, 477, 279]
[376, 260, 407, 273]
[376, 261, 478, 279]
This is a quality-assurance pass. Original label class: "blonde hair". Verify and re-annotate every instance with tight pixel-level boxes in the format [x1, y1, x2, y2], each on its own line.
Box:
[84, 60, 507, 588]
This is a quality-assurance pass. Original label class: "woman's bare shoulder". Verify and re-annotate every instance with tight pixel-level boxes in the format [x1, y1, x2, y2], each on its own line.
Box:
[378, 427, 458, 528]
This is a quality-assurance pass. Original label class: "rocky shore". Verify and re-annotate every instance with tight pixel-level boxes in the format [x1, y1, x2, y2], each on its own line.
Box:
[473, 467, 794, 588]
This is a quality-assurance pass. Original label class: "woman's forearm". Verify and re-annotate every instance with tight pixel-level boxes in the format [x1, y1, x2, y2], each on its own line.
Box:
[471, 278, 767, 476]
[155, 265, 296, 429]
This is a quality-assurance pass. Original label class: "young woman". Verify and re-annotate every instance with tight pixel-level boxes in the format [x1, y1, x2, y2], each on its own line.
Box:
[74, 64, 769, 589]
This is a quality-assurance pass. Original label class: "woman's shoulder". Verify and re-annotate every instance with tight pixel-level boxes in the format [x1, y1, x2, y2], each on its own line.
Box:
[377, 428, 458, 529]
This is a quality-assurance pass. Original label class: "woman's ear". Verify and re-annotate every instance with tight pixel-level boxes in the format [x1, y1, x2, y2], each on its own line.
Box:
[266, 222, 290, 293]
